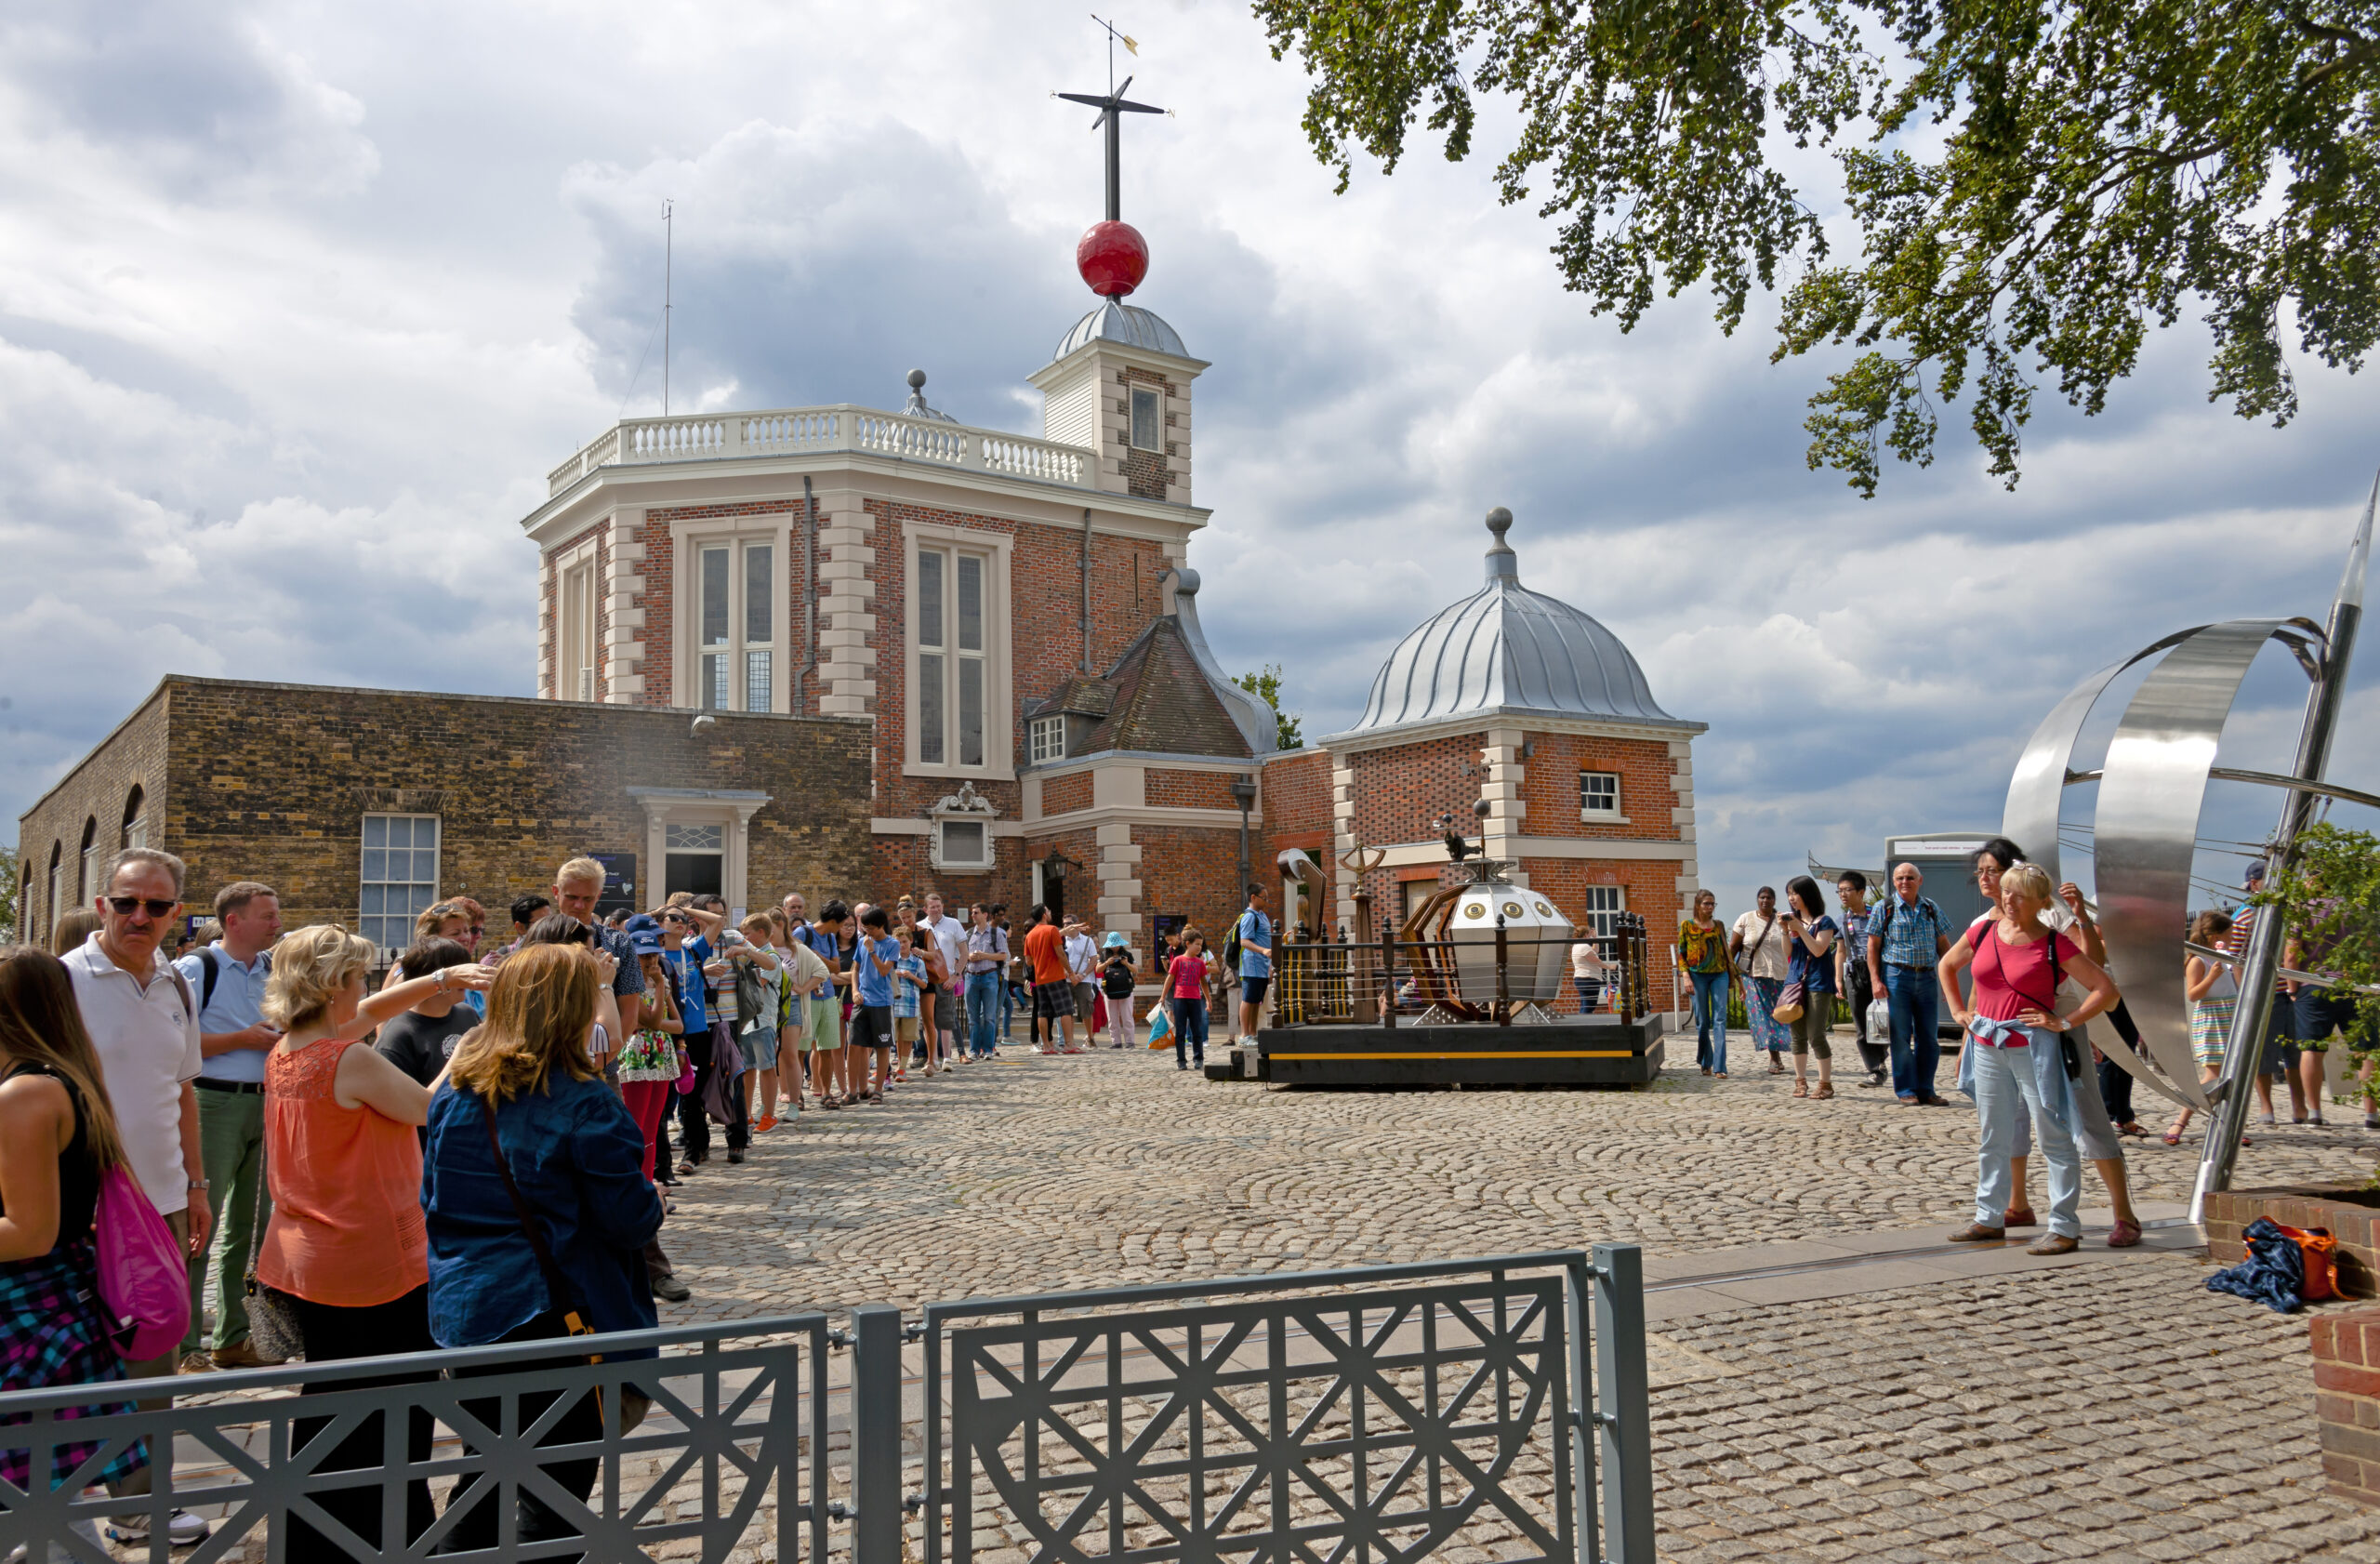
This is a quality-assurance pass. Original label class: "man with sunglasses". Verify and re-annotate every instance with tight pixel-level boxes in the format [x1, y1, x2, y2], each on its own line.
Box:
[61, 848, 214, 1548]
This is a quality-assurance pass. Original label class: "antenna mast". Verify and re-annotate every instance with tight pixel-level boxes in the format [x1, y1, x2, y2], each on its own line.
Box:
[663, 200, 674, 418]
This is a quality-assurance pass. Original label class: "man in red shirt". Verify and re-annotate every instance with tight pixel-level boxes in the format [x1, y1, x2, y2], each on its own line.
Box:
[1022, 904, 1079, 1054]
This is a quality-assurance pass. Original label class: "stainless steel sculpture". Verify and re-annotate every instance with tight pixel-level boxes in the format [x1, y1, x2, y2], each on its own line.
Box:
[2002, 474, 2372, 1215]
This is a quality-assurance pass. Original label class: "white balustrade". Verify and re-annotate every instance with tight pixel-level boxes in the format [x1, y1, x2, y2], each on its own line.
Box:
[547, 404, 1100, 497]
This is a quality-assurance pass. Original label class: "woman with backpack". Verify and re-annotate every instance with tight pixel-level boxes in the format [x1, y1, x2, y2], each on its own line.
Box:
[1098, 934, 1137, 1049]
[0, 947, 150, 1530]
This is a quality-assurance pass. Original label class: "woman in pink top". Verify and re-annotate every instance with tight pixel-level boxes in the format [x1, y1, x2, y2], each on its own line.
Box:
[1936, 864, 2118, 1256]
[1165, 930, 1211, 1072]
[258, 924, 487, 1562]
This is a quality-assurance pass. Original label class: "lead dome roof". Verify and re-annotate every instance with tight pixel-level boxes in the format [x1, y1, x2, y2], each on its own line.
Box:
[1054, 299, 1192, 362]
[1336, 509, 1697, 739]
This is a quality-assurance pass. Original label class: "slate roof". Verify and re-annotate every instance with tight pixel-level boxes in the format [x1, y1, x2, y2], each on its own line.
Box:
[1032, 616, 1253, 760]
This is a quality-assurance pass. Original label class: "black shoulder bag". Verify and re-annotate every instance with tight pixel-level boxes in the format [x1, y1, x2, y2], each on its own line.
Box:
[479, 1098, 650, 1432]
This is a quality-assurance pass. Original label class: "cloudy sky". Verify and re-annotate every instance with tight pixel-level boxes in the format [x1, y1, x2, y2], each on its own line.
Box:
[4, 0, 2373, 916]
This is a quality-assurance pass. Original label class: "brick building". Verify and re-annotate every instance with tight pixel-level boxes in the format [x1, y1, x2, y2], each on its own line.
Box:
[1258, 510, 1705, 1017]
[521, 285, 1280, 961]
[18, 677, 872, 955]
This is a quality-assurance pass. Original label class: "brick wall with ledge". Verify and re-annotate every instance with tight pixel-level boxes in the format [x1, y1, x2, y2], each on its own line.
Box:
[2314, 1308, 2380, 1505]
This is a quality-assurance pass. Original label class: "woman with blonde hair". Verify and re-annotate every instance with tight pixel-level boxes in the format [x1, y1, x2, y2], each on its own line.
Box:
[1937, 863, 2120, 1255]
[0, 947, 149, 1522]
[423, 943, 663, 1555]
[254, 923, 489, 1560]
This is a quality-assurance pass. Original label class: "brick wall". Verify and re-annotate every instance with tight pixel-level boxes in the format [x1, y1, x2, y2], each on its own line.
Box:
[1515, 733, 1685, 841]
[1132, 823, 1248, 960]
[869, 832, 1026, 911]
[639, 502, 813, 714]
[1042, 772, 1093, 815]
[2314, 1310, 2380, 1505]
[866, 498, 1177, 825]
[23, 677, 874, 937]
[1146, 769, 1239, 812]
[18, 686, 172, 942]
[2206, 1187, 2380, 1298]
[1118, 366, 1178, 501]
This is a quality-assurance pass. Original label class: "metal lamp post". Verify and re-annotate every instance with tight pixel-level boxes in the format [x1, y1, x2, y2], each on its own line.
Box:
[1231, 775, 1258, 900]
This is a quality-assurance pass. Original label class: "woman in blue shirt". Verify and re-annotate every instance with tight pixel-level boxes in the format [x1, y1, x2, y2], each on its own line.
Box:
[1783, 876, 1840, 1099]
[422, 943, 662, 1556]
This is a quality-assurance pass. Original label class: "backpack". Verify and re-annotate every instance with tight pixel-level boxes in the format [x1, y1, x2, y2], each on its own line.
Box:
[1223, 917, 1243, 974]
[1102, 957, 1135, 999]
[95, 1160, 192, 1359]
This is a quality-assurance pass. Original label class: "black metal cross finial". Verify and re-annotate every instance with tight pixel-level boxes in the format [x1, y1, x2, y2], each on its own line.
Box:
[1058, 17, 1163, 221]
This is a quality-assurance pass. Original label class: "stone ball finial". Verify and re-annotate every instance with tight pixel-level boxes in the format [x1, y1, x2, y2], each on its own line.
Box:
[1486, 507, 1514, 542]
[1473, 796, 1494, 821]
[907, 368, 928, 391]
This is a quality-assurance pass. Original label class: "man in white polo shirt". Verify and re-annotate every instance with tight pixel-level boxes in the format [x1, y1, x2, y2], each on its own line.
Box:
[923, 893, 968, 1062]
[63, 846, 212, 1547]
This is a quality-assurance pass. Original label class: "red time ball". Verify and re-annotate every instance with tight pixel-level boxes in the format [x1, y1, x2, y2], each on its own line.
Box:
[1076, 220, 1149, 298]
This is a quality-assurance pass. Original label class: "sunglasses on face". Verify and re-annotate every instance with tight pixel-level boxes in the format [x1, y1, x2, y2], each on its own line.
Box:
[107, 896, 179, 918]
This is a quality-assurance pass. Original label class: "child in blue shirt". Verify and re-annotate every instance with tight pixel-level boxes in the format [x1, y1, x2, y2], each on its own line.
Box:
[892, 926, 929, 1078]
[852, 907, 899, 1102]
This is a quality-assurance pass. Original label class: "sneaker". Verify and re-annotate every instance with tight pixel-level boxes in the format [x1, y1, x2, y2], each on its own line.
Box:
[678, 1159, 699, 1175]
[1858, 1070, 1887, 1088]
[753, 1114, 780, 1133]
[727, 1148, 745, 1164]
[651, 1273, 692, 1303]
[2259, 1110, 2277, 1126]
[108, 1511, 212, 1547]
[210, 1339, 282, 1370]
[175, 1351, 218, 1375]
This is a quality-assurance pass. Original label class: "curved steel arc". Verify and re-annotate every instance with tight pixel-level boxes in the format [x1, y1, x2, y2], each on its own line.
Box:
[2096, 620, 2289, 1111]
[2003, 628, 2208, 886]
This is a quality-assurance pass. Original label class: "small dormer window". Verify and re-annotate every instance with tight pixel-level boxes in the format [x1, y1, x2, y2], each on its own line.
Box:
[1129, 387, 1161, 452]
[1030, 715, 1066, 764]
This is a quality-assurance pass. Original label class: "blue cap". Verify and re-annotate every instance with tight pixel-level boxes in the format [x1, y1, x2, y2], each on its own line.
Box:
[629, 928, 664, 957]
[1104, 931, 1127, 948]
[624, 913, 661, 935]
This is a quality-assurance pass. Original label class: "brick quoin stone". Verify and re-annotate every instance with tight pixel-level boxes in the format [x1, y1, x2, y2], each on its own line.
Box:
[19, 677, 873, 942]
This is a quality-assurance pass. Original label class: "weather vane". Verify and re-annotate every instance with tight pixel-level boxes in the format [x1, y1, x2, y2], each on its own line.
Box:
[1056, 17, 1166, 225]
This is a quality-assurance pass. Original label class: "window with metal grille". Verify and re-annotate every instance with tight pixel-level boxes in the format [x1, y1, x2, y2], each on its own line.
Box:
[361, 815, 439, 955]
[697, 542, 775, 712]
[1580, 771, 1620, 817]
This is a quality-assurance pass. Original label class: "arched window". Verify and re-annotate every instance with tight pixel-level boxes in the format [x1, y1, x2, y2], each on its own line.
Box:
[77, 817, 99, 904]
[121, 786, 147, 851]
[46, 842, 63, 940]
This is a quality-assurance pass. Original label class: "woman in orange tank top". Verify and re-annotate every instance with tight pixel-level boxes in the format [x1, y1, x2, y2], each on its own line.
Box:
[257, 925, 487, 1563]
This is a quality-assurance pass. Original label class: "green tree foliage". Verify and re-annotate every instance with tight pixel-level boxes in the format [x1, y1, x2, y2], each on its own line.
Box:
[1236, 665, 1306, 749]
[1255, 0, 2380, 495]
[0, 842, 15, 945]
[2256, 821, 2380, 1037]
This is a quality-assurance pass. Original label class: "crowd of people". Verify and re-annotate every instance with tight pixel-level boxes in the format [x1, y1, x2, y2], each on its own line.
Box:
[0, 847, 1280, 1555]
[1676, 839, 2373, 1257]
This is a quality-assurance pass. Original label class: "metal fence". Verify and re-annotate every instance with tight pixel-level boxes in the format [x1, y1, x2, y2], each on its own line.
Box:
[1274, 920, 1658, 1028]
[915, 1249, 1653, 1564]
[4, 1254, 1655, 1564]
[0, 1315, 826, 1564]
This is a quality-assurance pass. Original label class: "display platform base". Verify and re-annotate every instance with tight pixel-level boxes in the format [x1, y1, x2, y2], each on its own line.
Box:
[1254, 1014, 1666, 1087]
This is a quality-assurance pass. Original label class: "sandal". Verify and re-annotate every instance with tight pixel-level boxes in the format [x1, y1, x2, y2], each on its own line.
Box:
[2162, 1129, 2181, 1145]
[1813, 1083, 1834, 1100]
[2107, 1218, 2142, 1249]
[1792, 1081, 1808, 1098]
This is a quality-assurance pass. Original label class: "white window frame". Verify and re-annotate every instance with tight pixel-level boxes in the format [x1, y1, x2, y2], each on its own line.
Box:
[561, 559, 597, 701]
[1029, 715, 1066, 765]
[668, 513, 792, 713]
[901, 518, 1015, 780]
[1580, 770, 1622, 820]
[1129, 386, 1162, 452]
[48, 852, 66, 939]
[935, 817, 993, 872]
[361, 814, 441, 958]
[1580, 885, 1627, 941]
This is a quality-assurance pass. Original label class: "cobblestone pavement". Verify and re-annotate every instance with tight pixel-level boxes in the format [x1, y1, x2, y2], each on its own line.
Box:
[648, 1047, 2380, 1560]
[658, 1047, 2376, 1316]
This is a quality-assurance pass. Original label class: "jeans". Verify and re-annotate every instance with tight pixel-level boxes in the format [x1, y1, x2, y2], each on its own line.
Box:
[189, 1083, 270, 1353]
[2099, 1050, 2136, 1125]
[1173, 997, 1209, 1066]
[965, 971, 1003, 1056]
[1000, 984, 1017, 1040]
[1844, 964, 1886, 1073]
[1884, 964, 1940, 1099]
[1689, 971, 1728, 1072]
[1572, 976, 1603, 1014]
[1972, 1033, 2083, 1237]
[444, 1310, 606, 1561]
